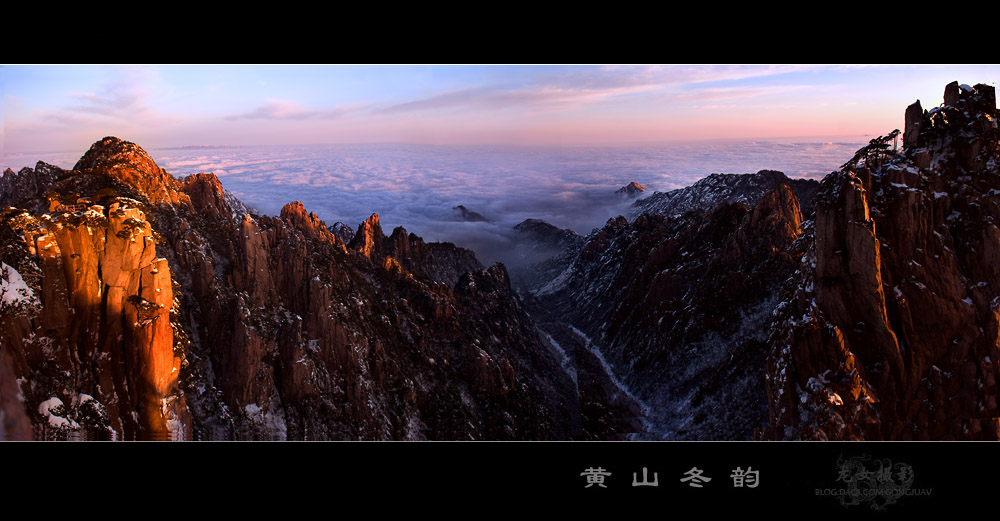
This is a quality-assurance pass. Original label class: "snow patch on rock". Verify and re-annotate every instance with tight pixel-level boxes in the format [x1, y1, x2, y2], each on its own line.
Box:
[1, 263, 37, 310]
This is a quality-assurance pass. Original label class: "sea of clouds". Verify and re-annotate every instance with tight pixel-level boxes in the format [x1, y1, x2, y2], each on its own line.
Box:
[4, 139, 867, 265]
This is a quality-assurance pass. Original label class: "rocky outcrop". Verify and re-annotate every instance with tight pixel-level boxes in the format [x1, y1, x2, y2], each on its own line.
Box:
[181, 173, 231, 223]
[766, 82, 1000, 440]
[348, 213, 385, 258]
[513, 219, 585, 253]
[74, 137, 190, 207]
[1, 136, 578, 440]
[0, 162, 63, 209]
[383, 226, 484, 288]
[1, 199, 187, 440]
[279, 201, 342, 247]
[615, 181, 646, 198]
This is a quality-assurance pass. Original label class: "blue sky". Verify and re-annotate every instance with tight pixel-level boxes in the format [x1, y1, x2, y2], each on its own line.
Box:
[4, 64, 999, 155]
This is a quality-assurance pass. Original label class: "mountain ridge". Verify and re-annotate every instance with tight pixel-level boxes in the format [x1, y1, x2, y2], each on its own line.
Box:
[0, 137, 583, 440]
[521, 81, 1000, 440]
[3, 81, 998, 441]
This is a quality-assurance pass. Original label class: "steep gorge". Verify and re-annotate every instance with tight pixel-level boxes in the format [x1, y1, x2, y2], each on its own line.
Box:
[518, 82, 1000, 441]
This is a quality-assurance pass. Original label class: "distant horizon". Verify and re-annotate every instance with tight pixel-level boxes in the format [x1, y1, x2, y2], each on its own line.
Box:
[4, 131, 876, 156]
[5, 64, 998, 159]
[3, 133, 880, 176]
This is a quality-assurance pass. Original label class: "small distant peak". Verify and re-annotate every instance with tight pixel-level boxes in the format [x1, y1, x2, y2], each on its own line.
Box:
[389, 226, 409, 240]
[279, 201, 343, 245]
[513, 219, 580, 240]
[357, 213, 380, 229]
[453, 205, 490, 222]
[513, 218, 554, 232]
[182, 172, 225, 197]
[328, 221, 355, 244]
[615, 181, 646, 198]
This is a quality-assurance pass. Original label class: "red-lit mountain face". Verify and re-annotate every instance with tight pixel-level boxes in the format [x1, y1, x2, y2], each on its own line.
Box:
[0, 137, 581, 440]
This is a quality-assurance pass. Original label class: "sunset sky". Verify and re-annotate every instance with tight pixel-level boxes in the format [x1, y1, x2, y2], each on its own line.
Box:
[4, 64, 1000, 154]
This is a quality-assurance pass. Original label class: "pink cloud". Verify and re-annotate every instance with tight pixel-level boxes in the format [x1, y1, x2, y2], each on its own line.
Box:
[226, 100, 364, 121]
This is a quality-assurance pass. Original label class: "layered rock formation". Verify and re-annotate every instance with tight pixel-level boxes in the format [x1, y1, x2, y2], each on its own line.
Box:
[765, 82, 1000, 440]
[1, 201, 185, 440]
[0, 137, 578, 440]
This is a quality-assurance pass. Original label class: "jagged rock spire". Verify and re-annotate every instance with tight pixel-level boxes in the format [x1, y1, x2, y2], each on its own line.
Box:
[349, 213, 385, 258]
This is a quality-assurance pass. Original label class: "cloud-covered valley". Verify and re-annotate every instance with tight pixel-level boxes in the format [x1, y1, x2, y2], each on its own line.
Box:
[4, 139, 867, 266]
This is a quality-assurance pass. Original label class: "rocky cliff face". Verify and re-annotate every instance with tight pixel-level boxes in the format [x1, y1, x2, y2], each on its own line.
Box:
[765, 82, 1000, 440]
[0, 137, 578, 440]
[1, 163, 62, 207]
[512, 83, 1000, 441]
[1, 201, 185, 440]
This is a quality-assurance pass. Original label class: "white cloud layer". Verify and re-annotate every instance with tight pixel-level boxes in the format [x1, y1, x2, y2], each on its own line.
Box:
[4, 139, 867, 265]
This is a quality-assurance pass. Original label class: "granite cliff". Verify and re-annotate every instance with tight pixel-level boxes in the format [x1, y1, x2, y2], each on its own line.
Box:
[766, 82, 1000, 440]
[0, 137, 579, 440]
